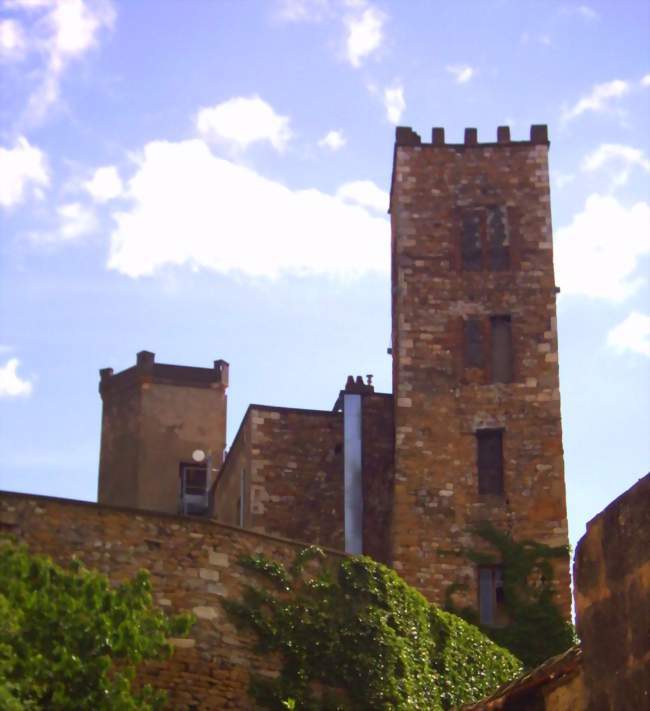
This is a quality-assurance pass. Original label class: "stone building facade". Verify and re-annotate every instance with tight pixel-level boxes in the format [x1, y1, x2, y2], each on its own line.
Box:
[97, 124, 571, 622]
[389, 125, 570, 615]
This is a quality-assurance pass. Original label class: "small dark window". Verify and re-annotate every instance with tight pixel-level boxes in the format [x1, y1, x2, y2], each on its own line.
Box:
[179, 463, 209, 516]
[463, 318, 484, 368]
[461, 210, 483, 270]
[477, 429, 504, 495]
[183, 466, 207, 495]
[487, 207, 510, 270]
[479, 566, 506, 625]
[491, 316, 513, 383]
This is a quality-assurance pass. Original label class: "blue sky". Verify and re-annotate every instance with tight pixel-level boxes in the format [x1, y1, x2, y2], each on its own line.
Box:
[0, 0, 648, 551]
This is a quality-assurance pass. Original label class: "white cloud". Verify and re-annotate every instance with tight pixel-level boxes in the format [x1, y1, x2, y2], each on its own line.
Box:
[0, 358, 33, 398]
[562, 79, 629, 123]
[196, 96, 292, 152]
[84, 165, 123, 202]
[336, 180, 387, 213]
[344, 4, 385, 67]
[607, 313, 650, 357]
[554, 172, 575, 189]
[58, 201, 97, 239]
[0, 19, 26, 59]
[383, 85, 405, 124]
[560, 5, 598, 21]
[0, 136, 49, 208]
[276, 0, 330, 22]
[107, 139, 388, 279]
[318, 129, 346, 151]
[576, 5, 598, 20]
[554, 194, 650, 301]
[7, 0, 115, 124]
[446, 64, 475, 84]
[582, 143, 650, 187]
[641, 74, 650, 88]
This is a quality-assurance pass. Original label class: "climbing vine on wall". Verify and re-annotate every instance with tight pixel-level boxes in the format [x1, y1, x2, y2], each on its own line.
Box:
[222, 546, 522, 711]
[445, 522, 576, 668]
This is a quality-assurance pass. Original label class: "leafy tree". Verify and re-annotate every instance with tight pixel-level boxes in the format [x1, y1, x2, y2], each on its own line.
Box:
[223, 547, 522, 710]
[0, 539, 193, 710]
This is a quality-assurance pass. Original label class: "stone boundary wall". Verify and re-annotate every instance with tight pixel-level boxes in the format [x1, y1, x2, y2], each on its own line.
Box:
[573, 473, 650, 709]
[0, 491, 345, 710]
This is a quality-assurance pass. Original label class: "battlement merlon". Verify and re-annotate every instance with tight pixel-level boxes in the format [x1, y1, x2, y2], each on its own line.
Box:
[99, 351, 229, 395]
[390, 124, 550, 214]
[394, 124, 549, 148]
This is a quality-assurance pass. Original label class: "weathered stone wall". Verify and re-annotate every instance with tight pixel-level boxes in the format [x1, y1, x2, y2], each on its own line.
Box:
[217, 405, 345, 551]
[389, 126, 570, 617]
[573, 472, 650, 710]
[0, 490, 344, 710]
[362, 393, 394, 564]
[98, 352, 228, 515]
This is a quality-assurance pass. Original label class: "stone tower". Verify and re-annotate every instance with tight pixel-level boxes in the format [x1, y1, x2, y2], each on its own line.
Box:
[98, 351, 228, 515]
[389, 125, 571, 620]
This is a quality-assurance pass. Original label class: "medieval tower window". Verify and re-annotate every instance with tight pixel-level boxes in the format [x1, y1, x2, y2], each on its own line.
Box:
[461, 209, 483, 270]
[478, 565, 506, 625]
[490, 315, 513, 383]
[460, 206, 510, 271]
[476, 429, 504, 495]
[463, 318, 485, 368]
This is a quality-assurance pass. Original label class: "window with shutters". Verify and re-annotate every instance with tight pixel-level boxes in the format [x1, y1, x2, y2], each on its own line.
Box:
[478, 565, 506, 625]
[463, 318, 485, 368]
[476, 429, 504, 495]
[491, 315, 513, 383]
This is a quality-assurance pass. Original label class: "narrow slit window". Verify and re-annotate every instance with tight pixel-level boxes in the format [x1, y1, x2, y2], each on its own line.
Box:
[463, 318, 485, 368]
[461, 210, 483, 270]
[491, 316, 513, 383]
[487, 207, 510, 270]
[477, 429, 504, 495]
[479, 565, 506, 625]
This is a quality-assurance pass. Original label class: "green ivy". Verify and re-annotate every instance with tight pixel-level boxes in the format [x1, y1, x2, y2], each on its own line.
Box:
[0, 539, 194, 710]
[445, 522, 576, 668]
[223, 547, 522, 710]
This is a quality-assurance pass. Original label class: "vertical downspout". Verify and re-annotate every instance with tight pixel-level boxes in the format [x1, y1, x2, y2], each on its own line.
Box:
[343, 392, 363, 554]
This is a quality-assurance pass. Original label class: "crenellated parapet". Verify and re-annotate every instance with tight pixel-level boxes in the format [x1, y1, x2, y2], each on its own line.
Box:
[394, 124, 549, 148]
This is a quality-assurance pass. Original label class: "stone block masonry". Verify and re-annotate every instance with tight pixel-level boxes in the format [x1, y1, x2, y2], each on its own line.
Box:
[0, 491, 345, 710]
[216, 404, 345, 549]
[389, 125, 571, 618]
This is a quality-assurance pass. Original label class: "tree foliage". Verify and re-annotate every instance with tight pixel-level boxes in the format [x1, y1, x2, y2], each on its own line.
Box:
[222, 547, 522, 710]
[0, 539, 193, 710]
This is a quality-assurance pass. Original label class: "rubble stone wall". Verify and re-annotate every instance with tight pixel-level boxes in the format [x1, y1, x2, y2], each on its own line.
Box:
[0, 491, 343, 710]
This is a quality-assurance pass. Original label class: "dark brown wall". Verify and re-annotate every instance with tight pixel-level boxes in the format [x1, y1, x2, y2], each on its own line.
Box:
[573, 473, 650, 710]
[362, 393, 394, 563]
[0, 491, 344, 710]
[389, 127, 571, 617]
